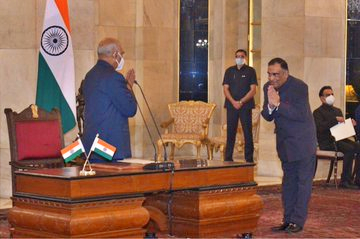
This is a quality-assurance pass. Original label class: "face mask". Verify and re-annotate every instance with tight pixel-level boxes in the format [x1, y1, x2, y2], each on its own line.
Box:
[235, 57, 245, 66]
[115, 52, 125, 71]
[325, 95, 335, 106]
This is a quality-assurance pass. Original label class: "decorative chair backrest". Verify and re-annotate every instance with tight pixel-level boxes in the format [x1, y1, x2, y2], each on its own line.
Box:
[5, 105, 64, 162]
[168, 101, 216, 134]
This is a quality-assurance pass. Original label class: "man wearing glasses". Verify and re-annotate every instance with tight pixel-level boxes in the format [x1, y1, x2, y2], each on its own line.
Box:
[223, 49, 257, 162]
[261, 58, 317, 233]
[313, 85, 360, 189]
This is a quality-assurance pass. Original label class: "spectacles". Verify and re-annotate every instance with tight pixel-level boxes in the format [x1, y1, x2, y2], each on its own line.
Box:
[115, 51, 125, 57]
[267, 72, 281, 78]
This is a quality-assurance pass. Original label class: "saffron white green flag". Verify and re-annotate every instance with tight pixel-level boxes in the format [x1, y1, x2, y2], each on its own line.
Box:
[90, 135, 117, 161]
[36, 0, 76, 133]
[61, 138, 85, 163]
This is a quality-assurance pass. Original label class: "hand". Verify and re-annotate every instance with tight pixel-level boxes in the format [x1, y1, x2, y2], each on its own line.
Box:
[267, 85, 280, 108]
[125, 68, 136, 88]
[232, 100, 242, 110]
[336, 116, 345, 123]
[352, 119, 357, 126]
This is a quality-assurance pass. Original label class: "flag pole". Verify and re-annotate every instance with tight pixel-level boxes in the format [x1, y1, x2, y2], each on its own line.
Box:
[79, 134, 97, 176]
[80, 151, 95, 176]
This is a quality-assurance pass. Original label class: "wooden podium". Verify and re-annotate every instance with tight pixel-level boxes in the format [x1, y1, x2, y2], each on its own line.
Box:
[9, 159, 263, 238]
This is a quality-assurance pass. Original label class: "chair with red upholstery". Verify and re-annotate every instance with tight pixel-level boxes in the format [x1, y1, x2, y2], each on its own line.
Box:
[4, 104, 64, 195]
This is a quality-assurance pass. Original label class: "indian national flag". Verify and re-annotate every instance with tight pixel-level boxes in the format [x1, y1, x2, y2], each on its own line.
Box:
[36, 0, 76, 133]
[61, 139, 85, 163]
[90, 136, 117, 161]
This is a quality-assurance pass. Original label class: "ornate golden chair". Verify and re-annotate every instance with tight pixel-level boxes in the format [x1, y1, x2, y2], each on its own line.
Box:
[208, 105, 261, 161]
[157, 101, 216, 161]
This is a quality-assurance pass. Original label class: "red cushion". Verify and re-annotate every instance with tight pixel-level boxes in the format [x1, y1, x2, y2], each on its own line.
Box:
[15, 120, 62, 161]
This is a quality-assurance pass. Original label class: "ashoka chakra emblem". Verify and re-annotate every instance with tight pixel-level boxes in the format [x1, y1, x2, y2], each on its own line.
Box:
[41, 26, 69, 56]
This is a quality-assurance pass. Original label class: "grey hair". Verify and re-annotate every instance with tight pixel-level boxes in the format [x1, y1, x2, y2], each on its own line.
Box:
[97, 39, 120, 57]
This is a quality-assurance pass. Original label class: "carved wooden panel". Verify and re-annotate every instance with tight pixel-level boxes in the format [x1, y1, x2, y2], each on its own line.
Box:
[10, 162, 262, 237]
[9, 197, 148, 238]
[145, 186, 263, 238]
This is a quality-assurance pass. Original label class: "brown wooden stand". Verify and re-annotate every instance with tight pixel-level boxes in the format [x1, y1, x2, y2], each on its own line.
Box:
[9, 160, 263, 238]
[145, 186, 262, 238]
[9, 197, 148, 238]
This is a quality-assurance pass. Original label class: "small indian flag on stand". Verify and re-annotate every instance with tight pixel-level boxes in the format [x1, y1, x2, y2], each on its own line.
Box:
[61, 139, 85, 163]
[90, 135, 116, 161]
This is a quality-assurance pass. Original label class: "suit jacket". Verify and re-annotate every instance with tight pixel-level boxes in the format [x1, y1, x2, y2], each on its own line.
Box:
[313, 104, 343, 149]
[82, 60, 137, 162]
[355, 105, 360, 139]
[261, 76, 317, 162]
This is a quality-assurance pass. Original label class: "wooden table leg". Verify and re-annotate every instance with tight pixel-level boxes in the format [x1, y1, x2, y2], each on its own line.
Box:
[9, 196, 149, 238]
[145, 186, 263, 238]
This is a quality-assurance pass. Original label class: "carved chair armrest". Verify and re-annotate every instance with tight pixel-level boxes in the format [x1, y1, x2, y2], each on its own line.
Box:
[201, 118, 211, 140]
[10, 158, 64, 169]
[160, 118, 174, 134]
[10, 161, 23, 168]
[202, 118, 210, 128]
[9, 161, 39, 170]
[160, 118, 174, 128]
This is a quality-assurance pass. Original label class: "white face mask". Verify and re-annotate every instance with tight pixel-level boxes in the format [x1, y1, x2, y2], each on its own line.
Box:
[115, 52, 125, 71]
[235, 57, 245, 66]
[325, 95, 335, 106]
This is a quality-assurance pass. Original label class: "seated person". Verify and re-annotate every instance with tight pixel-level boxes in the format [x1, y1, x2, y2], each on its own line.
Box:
[353, 103, 360, 185]
[313, 86, 360, 189]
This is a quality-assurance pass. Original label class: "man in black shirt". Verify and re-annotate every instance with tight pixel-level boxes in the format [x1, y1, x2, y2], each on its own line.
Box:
[223, 49, 257, 162]
[313, 85, 360, 189]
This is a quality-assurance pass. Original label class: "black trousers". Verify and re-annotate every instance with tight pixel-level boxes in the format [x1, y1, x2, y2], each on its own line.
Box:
[322, 139, 360, 183]
[225, 107, 254, 162]
[281, 156, 316, 227]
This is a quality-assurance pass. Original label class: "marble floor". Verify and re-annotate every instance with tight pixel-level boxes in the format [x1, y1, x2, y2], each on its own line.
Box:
[0, 199, 11, 210]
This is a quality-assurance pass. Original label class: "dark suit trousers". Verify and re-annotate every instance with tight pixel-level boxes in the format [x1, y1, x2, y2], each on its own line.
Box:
[322, 139, 360, 183]
[225, 107, 254, 162]
[281, 155, 316, 227]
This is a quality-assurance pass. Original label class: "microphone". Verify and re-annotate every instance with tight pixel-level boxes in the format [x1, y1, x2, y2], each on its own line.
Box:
[128, 84, 158, 162]
[133, 81, 174, 171]
[134, 81, 169, 162]
[126, 75, 172, 170]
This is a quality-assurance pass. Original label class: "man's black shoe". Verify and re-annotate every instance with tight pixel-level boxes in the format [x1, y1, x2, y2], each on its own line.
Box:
[286, 223, 303, 233]
[355, 180, 360, 187]
[271, 222, 289, 232]
[339, 181, 359, 189]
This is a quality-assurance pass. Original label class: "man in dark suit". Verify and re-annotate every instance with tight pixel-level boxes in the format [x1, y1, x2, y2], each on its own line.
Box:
[313, 86, 360, 189]
[82, 37, 137, 162]
[261, 58, 317, 233]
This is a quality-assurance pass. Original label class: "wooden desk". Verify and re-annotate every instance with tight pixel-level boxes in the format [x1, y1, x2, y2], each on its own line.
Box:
[9, 159, 263, 238]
